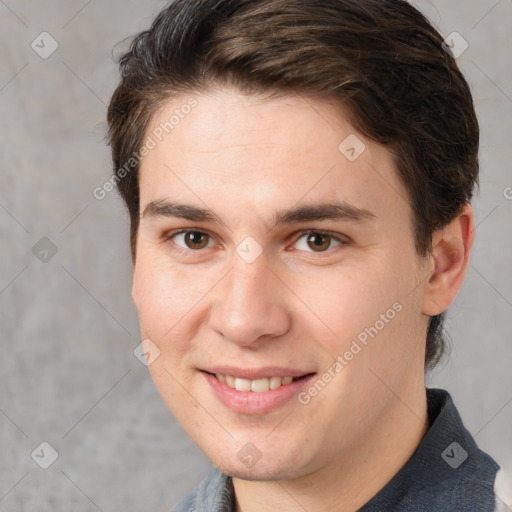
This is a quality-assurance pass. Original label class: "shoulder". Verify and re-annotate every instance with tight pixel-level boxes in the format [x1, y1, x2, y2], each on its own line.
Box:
[361, 388, 501, 511]
[412, 388, 500, 510]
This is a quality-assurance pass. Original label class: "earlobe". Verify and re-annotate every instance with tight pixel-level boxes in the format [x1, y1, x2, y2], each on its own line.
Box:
[422, 203, 475, 316]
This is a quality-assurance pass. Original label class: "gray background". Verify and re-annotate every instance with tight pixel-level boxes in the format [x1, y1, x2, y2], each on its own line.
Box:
[1, 0, 511, 510]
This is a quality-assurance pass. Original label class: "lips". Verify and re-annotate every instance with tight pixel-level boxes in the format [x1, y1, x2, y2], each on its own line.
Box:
[201, 366, 316, 414]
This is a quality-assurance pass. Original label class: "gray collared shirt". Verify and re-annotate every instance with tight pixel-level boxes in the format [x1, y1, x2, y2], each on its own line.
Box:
[170, 388, 499, 511]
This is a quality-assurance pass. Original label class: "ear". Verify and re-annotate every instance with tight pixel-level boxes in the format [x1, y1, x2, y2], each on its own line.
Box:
[422, 203, 475, 316]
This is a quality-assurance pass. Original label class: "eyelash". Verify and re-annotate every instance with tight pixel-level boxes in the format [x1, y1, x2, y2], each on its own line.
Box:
[163, 229, 349, 255]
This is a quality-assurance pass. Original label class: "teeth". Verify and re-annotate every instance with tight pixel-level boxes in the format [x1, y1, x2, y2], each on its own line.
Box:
[251, 378, 269, 393]
[215, 373, 298, 392]
[269, 376, 282, 390]
[235, 378, 251, 392]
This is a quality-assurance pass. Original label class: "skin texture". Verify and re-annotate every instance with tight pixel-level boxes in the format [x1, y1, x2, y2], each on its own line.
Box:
[132, 87, 475, 512]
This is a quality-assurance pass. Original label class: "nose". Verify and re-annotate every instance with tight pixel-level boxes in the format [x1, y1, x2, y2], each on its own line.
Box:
[208, 256, 291, 347]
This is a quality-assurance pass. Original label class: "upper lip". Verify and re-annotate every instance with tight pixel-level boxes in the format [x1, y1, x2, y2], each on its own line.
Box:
[202, 366, 315, 380]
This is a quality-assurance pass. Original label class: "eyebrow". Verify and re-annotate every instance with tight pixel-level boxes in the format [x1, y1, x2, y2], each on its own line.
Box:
[270, 202, 376, 226]
[142, 200, 221, 223]
[141, 199, 376, 228]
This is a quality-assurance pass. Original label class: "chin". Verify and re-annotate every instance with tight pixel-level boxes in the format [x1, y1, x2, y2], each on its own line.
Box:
[219, 464, 294, 482]
[213, 451, 313, 482]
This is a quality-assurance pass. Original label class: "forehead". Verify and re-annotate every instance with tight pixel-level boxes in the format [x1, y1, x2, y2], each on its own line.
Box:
[147, 88, 356, 162]
[138, 88, 410, 227]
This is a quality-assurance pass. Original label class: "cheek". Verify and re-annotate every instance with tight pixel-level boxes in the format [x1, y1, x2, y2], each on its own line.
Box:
[300, 251, 421, 369]
[296, 261, 401, 341]
[132, 254, 187, 339]
[132, 251, 216, 349]
[334, 259, 425, 384]
[306, 264, 423, 416]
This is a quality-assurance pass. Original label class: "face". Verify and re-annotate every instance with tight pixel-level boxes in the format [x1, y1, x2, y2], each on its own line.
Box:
[133, 87, 431, 481]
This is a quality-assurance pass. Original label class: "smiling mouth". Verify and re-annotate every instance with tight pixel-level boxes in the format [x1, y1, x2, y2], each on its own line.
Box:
[205, 372, 314, 392]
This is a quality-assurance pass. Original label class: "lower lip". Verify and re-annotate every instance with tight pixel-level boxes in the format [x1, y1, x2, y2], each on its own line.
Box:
[202, 372, 316, 414]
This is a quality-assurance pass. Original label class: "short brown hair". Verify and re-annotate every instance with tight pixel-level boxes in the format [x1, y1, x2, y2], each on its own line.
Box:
[107, 0, 479, 370]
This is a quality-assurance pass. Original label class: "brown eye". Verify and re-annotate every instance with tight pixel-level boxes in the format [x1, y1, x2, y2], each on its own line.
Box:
[294, 231, 343, 253]
[171, 231, 212, 250]
[306, 233, 332, 252]
[184, 231, 210, 249]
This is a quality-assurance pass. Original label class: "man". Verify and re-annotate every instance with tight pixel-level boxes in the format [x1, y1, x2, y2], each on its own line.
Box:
[107, 1, 501, 510]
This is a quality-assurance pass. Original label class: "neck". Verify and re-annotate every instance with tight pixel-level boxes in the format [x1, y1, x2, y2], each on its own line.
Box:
[233, 383, 429, 512]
